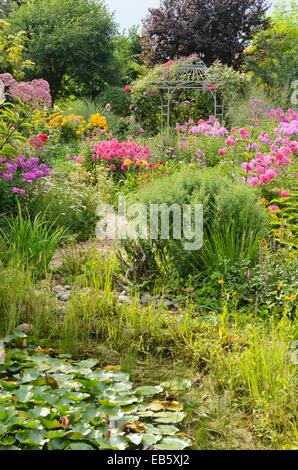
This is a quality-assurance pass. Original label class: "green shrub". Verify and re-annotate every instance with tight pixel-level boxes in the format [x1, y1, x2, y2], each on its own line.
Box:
[28, 164, 99, 241]
[97, 86, 131, 116]
[125, 168, 269, 281]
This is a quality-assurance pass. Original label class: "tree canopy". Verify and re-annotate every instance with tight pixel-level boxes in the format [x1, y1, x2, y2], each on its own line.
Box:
[142, 0, 269, 67]
[245, 0, 298, 96]
[9, 0, 120, 98]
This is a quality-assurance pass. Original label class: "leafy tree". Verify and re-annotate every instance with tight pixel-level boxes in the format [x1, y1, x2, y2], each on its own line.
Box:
[10, 0, 120, 98]
[0, 19, 33, 77]
[0, 0, 25, 18]
[142, 0, 269, 66]
[245, 0, 298, 99]
[115, 27, 145, 83]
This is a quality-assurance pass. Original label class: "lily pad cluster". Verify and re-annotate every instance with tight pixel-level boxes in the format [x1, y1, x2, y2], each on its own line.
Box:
[0, 332, 192, 450]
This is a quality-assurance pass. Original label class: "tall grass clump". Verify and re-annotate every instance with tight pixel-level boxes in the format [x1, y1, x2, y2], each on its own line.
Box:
[0, 266, 56, 336]
[0, 206, 66, 278]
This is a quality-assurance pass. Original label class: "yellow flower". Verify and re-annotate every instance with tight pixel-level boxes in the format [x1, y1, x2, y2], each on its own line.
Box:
[260, 198, 269, 206]
[218, 279, 225, 286]
[284, 295, 297, 302]
[124, 159, 133, 167]
[90, 113, 108, 130]
[277, 283, 284, 292]
[261, 239, 267, 247]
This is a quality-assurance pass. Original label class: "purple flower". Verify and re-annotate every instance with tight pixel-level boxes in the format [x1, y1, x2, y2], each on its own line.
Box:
[12, 187, 26, 196]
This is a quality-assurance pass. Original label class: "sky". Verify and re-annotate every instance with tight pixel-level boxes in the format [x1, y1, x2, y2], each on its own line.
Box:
[105, 0, 280, 31]
[105, 0, 161, 31]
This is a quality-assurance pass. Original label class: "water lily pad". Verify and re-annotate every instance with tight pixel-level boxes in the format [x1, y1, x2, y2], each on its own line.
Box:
[155, 435, 192, 450]
[15, 429, 46, 446]
[127, 433, 144, 445]
[153, 411, 185, 424]
[135, 385, 163, 396]
[158, 425, 180, 435]
[14, 385, 35, 403]
[69, 442, 95, 450]
[149, 400, 183, 411]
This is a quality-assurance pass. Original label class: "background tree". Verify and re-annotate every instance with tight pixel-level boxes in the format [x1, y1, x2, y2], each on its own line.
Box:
[141, 0, 269, 66]
[9, 0, 120, 99]
[0, 0, 26, 18]
[245, 0, 298, 102]
[0, 19, 33, 77]
[115, 27, 145, 83]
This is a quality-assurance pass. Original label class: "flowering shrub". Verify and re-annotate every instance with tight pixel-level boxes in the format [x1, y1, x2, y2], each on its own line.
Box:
[29, 165, 99, 241]
[28, 133, 49, 151]
[0, 73, 52, 107]
[132, 56, 249, 133]
[241, 109, 298, 187]
[176, 116, 228, 137]
[0, 73, 52, 163]
[175, 110, 298, 182]
[0, 155, 51, 196]
[92, 139, 154, 177]
[42, 110, 109, 141]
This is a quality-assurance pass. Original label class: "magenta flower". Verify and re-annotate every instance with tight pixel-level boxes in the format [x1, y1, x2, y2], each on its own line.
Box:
[239, 128, 250, 139]
[268, 205, 280, 212]
[12, 187, 26, 196]
[280, 190, 289, 198]
[249, 177, 260, 187]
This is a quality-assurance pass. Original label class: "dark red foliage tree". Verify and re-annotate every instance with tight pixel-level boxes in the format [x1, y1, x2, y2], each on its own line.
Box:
[142, 0, 269, 66]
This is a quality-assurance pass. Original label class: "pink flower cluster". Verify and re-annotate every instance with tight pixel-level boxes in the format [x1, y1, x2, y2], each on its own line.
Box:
[0, 73, 52, 107]
[92, 139, 153, 171]
[242, 144, 295, 187]
[176, 116, 228, 138]
[240, 109, 298, 187]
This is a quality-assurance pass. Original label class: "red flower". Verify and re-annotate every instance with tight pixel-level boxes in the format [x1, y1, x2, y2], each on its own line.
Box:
[123, 85, 132, 93]
[36, 133, 48, 142]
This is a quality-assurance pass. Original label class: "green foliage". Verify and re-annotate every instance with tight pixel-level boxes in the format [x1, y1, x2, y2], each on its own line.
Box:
[206, 61, 250, 105]
[0, 99, 31, 159]
[10, 0, 120, 99]
[126, 168, 269, 281]
[0, 205, 66, 277]
[28, 164, 99, 241]
[245, 1, 298, 103]
[115, 27, 145, 83]
[0, 336, 191, 450]
[132, 57, 249, 134]
[0, 19, 33, 77]
[97, 86, 131, 117]
[0, 266, 55, 334]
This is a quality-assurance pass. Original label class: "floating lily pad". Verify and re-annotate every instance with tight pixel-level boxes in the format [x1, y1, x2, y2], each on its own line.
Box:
[0, 337, 192, 450]
[155, 435, 193, 450]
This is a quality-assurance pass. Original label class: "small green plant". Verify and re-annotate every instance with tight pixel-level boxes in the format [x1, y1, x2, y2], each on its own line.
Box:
[0, 205, 66, 277]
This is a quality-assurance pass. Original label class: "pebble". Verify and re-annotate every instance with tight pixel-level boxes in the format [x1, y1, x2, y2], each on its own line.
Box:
[17, 323, 33, 335]
[118, 294, 130, 304]
[57, 291, 71, 302]
[140, 292, 151, 307]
